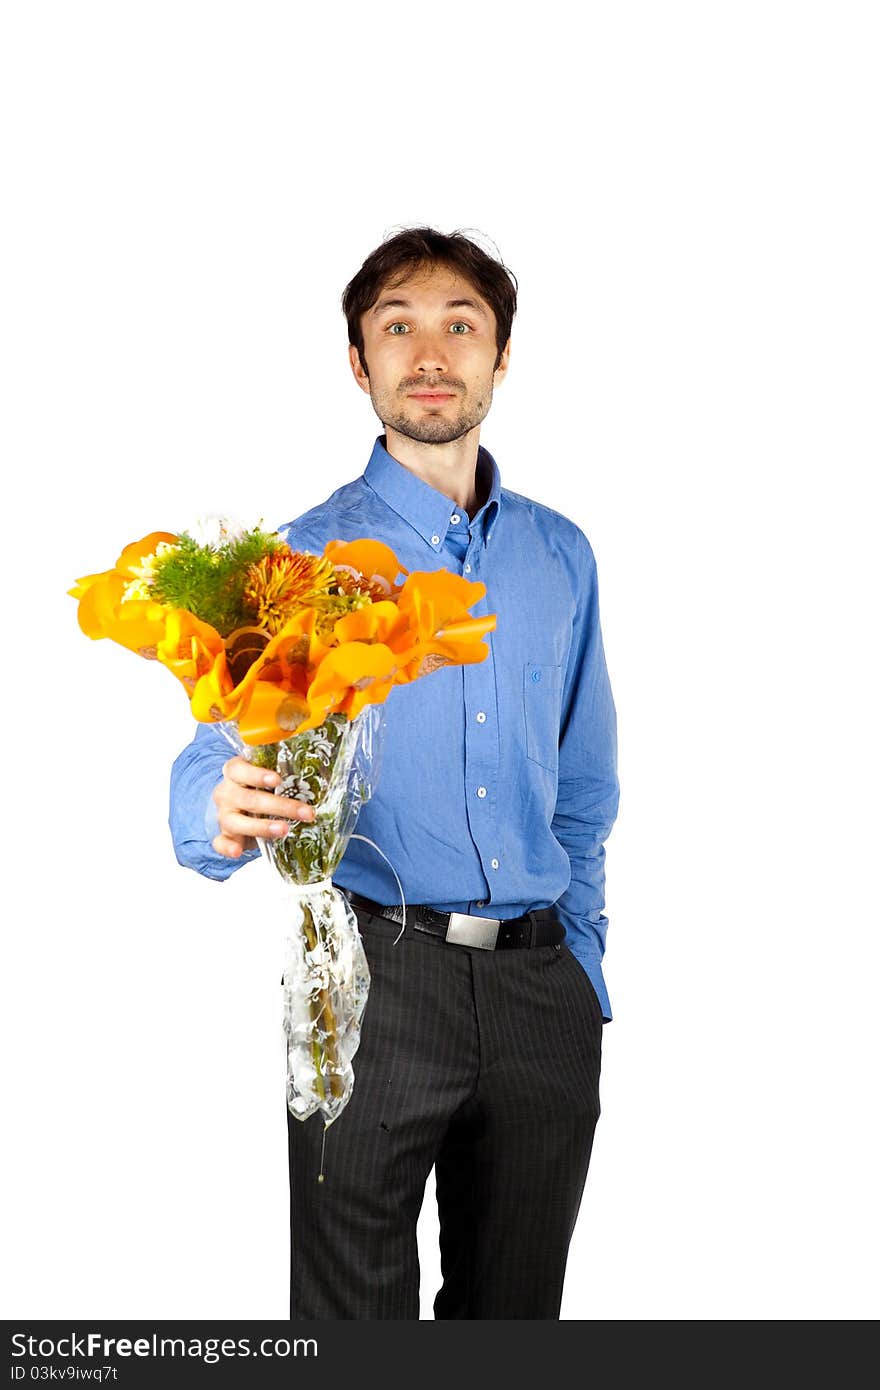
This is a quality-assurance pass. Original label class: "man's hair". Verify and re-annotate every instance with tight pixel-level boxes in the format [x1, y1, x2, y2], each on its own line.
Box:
[342, 226, 518, 375]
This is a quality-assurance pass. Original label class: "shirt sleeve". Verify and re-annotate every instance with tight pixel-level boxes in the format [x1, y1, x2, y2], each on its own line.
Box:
[168, 720, 261, 880]
[551, 533, 620, 1019]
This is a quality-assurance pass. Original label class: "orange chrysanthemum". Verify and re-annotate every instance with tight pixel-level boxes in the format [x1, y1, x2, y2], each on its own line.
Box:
[243, 550, 335, 635]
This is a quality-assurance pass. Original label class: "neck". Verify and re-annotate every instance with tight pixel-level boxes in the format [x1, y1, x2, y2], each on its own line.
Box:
[382, 425, 483, 517]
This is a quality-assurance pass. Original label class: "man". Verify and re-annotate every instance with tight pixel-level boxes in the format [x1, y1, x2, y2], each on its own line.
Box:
[170, 227, 619, 1319]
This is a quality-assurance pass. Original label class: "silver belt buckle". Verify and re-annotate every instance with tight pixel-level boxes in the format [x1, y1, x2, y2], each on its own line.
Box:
[445, 912, 501, 949]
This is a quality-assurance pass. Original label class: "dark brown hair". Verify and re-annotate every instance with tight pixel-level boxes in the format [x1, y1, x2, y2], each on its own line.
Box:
[342, 226, 517, 375]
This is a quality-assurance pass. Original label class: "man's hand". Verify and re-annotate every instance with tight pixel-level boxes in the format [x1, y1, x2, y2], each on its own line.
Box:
[212, 756, 315, 859]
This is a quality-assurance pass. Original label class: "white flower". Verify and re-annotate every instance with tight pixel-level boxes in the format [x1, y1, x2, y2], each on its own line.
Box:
[119, 540, 176, 603]
[120, 578, 152, 603]
[184, 515, 250, 550]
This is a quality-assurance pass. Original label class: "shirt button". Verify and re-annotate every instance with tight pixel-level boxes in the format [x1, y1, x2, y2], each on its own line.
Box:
[476, 785, 487, 799]
[451, 513, 461, 524]
[464, 563, 472, 573]
[476, 900, 487, 908]
[532, 669, 542, 683]
[490, 858, 500, 870]
[431, 534, 440, 546]
[476, 711, 487, 723]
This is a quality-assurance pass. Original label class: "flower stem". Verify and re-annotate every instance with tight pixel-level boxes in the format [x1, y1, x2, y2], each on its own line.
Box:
[300, 901, 344, 1101]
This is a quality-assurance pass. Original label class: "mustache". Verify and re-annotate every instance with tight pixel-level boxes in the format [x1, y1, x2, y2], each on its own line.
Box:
[400, 378, 464, 392]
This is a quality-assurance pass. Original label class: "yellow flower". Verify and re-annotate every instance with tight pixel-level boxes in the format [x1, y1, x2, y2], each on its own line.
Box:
[243, 550, 335, 635]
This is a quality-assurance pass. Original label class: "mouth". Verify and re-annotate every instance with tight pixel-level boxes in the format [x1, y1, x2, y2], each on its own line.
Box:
[408, 392, 456, 403]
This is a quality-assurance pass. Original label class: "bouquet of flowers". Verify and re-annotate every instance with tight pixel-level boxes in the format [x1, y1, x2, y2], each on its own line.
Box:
[70, 519, 495, 1125]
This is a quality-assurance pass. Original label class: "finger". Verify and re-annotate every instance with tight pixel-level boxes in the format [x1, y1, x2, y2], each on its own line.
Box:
[219, 784, 316, 822]
[223, 756, 282, 789]
[212, 833, 251, 859]
[218, 809, 309, 840]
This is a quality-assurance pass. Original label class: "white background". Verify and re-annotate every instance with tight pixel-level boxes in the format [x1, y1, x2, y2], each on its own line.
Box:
[2, 1, 877, 1321]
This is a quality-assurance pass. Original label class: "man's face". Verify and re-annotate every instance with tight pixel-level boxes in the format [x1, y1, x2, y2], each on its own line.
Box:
[350, 263, 510, 445]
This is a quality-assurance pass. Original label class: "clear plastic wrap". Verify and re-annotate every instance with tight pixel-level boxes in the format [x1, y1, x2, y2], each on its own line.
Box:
[72, 524, 495, 1136]
[221, 706, 385, 1124]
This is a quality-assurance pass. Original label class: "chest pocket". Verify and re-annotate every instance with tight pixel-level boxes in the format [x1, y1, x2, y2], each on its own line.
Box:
[523, 662, 563, 773]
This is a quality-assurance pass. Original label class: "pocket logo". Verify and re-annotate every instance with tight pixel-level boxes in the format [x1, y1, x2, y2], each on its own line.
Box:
[523, 662, 562, 773]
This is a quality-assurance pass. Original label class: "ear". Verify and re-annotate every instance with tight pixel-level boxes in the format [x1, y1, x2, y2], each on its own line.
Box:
[349, 343, 370, 393]
[493, 337, 511, 385]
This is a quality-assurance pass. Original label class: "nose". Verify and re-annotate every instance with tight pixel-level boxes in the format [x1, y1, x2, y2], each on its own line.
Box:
[412, 329, 449, 375]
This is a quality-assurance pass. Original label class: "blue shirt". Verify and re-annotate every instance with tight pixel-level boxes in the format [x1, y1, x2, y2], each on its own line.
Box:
[169, 436, 620, 1018]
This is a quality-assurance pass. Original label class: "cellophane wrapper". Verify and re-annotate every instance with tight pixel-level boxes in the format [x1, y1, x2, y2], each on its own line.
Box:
[221, 706, 385, 1124]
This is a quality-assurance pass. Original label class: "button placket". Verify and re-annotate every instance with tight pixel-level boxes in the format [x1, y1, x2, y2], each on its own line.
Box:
[462, 640, 500, 904]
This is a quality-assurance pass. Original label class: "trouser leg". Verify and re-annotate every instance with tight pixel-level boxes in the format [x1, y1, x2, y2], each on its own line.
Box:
[288, 910, 477, 1319]
[432, 1095, 481, 1319]
[433, 942, 603, 1320]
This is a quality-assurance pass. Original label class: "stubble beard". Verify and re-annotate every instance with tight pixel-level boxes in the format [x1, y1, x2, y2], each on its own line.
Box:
[369, 385, 493, 445]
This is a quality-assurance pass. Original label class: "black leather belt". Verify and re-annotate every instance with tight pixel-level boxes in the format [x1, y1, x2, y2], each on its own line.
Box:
[339, 888, 563, 951]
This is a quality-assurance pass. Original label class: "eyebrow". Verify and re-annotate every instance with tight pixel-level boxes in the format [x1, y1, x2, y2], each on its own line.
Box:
[370, 296, 490, 320]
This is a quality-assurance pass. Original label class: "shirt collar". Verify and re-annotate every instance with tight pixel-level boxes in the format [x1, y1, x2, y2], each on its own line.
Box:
[363, 435, 502, 553]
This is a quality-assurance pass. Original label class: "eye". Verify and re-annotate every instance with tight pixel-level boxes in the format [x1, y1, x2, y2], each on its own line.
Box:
[450, 322, 471, 334]
[387, 322, 409, 335]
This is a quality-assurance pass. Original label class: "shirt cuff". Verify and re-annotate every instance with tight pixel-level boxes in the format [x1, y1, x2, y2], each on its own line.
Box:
[564, 933, 612, 1023]
[187, 791, 260, 878]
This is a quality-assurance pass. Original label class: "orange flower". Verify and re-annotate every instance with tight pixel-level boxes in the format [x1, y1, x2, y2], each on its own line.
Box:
[300, 643, 401, 731]
[189, 607, 332, 742]
[156, 609, 227, 692]
[71, 531, 496, 745]
[324, 538, 408, 594]
[69, 532, 179, 654]
[244, 550, 335, 634]
[331, 600, 409, 649]
[389, 569, 496, 684]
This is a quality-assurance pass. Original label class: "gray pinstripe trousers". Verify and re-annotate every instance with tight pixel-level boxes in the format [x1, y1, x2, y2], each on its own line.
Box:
[287, 904, 603, 1319]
